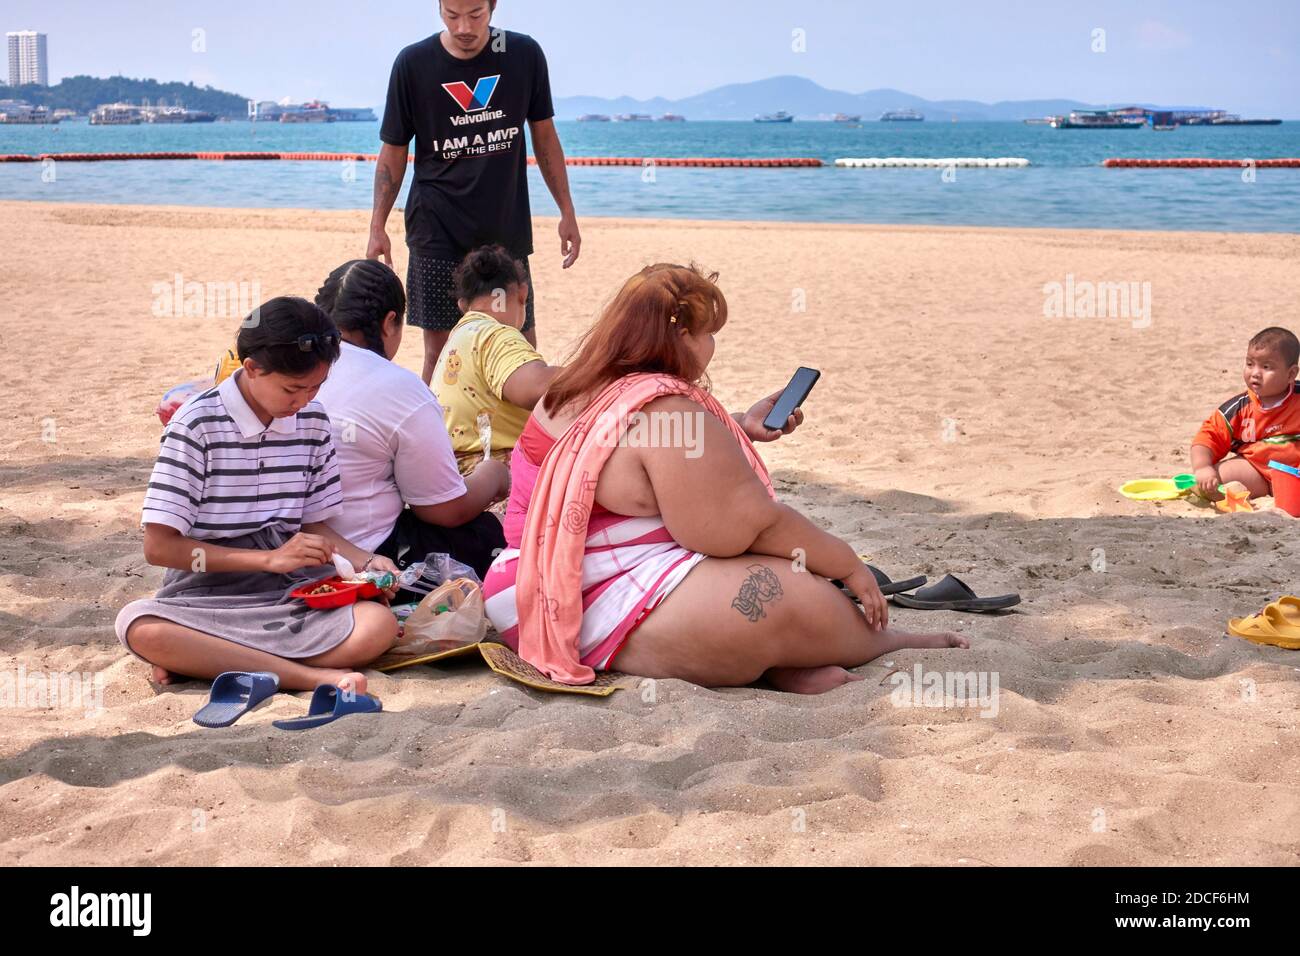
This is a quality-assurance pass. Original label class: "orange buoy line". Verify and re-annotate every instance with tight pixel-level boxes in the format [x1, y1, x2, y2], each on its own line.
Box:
[1103, 157, 1300, 168]
[0, 151, 377, 163]
[0, 151, 823, 168]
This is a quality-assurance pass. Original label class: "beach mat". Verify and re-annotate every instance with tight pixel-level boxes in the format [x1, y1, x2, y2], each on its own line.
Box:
[477, 642, 630, 697]
[375, 636, 631, 697]
[373, 641, 483, 672]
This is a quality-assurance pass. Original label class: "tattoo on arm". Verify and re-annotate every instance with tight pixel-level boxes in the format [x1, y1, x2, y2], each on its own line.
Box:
[374, 162, 400, 212]
[731, 564, 784, 622]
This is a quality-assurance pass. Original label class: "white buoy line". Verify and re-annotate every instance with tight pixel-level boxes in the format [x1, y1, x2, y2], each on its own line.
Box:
[834, 157, 1031, 168]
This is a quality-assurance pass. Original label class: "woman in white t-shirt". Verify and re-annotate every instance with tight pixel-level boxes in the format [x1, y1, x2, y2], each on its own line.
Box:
[314, 260, 509, 579]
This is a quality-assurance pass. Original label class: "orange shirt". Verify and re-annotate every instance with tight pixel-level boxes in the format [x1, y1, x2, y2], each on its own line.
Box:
[1193, 383, 1300, 481]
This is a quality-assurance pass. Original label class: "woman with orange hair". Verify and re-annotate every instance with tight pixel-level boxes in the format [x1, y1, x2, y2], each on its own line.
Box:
[482, 264, 967, 694]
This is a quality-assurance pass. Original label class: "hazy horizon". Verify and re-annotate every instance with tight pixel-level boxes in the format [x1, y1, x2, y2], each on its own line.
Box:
[4, 1, 1296, 117]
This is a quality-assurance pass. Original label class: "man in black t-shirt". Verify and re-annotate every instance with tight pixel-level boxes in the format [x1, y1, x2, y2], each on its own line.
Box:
[368, 0, 581, 384]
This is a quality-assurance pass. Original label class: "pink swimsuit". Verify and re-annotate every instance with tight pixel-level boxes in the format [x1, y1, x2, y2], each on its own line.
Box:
[482, 415, 705, 670]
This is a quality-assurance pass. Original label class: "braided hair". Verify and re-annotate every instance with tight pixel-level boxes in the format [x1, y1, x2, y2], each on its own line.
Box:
[315, 259, 407, 358]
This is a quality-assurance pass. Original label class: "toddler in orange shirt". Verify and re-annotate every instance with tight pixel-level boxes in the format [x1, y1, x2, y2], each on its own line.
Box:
[1191, 327, 1300, 500]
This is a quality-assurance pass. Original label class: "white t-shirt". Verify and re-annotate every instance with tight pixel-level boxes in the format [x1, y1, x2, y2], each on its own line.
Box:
[316, 342, 467, 551]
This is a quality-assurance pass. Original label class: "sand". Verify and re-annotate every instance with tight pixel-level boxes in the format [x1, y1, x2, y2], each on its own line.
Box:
[1, 200, 1297, 865]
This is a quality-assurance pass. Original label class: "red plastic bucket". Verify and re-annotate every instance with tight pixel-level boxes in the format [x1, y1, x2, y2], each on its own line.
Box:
[1268, 461, 1300, 516]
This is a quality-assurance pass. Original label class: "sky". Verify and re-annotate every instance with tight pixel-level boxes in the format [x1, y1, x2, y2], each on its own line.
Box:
[4, 0, 1297, 116]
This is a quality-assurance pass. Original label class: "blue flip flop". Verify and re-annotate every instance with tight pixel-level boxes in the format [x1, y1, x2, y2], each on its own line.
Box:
[271, 684, 383, 731]
[192, 671, 280, 728]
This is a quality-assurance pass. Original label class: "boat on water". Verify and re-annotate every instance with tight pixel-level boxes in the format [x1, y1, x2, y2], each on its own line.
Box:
[0, 101, 55, 124]
[147, 107, 216, 124]
[280, 100, 334, 123]
[331, 107, 377, 122]
[89, 103, 145, 125]
[1210, 114, 1282, 126]
[576, 113, 611, 122]
[657, 113, 686, 122]
[251, 100, 372, 122]
[880, 108, 924, 122]
[754, 110, 794, 123]
[833, 113, 861, 123]
[1048, 110, 1145, 129]
[614, 113, 652, 122]
[1168, 110, 1281, 127]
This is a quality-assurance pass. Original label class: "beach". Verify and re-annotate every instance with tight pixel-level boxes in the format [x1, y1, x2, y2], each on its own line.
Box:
[1, 200, 1298, 865]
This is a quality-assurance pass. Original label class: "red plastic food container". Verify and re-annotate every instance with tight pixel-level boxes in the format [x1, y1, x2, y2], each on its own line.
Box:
[291, 577, 362, 609]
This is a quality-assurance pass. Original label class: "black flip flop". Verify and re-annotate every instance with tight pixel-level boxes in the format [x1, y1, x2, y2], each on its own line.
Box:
[889, 573, 1020, 612]
[833, 565, 927, 600]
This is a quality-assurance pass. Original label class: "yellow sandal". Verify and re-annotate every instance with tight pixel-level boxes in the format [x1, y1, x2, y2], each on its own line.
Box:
[1227, 607, 1300, 650]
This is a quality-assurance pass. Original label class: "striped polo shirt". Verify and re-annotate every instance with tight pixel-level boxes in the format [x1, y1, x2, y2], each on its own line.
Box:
[141, 370, 343, 540]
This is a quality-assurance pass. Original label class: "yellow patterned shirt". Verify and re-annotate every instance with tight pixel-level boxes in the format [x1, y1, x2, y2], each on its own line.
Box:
[432, 311, 542, 467]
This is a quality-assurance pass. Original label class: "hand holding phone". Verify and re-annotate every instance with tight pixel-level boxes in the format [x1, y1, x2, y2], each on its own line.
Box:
[762, 367, 821, 432]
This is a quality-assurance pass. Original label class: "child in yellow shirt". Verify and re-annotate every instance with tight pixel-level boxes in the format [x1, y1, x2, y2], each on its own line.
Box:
[433, 246, 562, 476]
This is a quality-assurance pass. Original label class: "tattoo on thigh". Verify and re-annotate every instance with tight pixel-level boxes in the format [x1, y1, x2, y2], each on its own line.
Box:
[731, 564, 784, 622]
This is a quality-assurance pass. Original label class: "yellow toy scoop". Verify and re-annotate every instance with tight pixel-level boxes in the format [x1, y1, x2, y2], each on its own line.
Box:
[1118, 478, 1189, 501]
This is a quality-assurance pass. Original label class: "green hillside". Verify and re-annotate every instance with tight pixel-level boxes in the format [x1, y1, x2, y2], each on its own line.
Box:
[3, 75, 250, 116]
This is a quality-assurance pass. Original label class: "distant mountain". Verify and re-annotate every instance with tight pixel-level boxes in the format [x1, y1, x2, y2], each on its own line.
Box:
[557, 74, 1152, 121]
[5, 75, 250, 117]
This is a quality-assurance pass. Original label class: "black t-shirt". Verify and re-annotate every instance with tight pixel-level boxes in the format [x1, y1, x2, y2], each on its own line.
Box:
[380, 30, 554, 260]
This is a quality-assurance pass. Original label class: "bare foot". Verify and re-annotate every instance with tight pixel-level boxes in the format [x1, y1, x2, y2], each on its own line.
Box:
[150, 665, 196, 686]
[886, 630, 970, 651]
[328, 671, 369, 697]
[765, 665, 866, 694]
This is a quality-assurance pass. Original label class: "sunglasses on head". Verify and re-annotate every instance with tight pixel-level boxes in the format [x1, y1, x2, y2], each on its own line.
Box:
[276, 332, 341, 351]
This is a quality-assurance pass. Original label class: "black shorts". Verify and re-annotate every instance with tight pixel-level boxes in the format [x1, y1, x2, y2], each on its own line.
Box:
[374, 508, 506, 600]
[407, 252, 535, 333]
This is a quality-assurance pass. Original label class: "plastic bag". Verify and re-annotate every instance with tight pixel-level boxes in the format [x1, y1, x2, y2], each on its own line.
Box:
[476, 411, 494, 463]
[156, 377, 214, 426]
[397, 552, 481, 595]
[389, 577, 487, 660]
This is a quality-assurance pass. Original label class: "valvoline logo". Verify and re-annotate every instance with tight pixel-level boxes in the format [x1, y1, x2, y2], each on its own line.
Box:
[442, 75, 500, 112]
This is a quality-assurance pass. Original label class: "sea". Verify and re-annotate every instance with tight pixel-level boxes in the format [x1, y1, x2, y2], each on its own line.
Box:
[1, 119, 1297, 232]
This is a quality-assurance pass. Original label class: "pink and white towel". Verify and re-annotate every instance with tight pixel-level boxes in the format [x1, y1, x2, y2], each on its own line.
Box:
[482, 373, 774, 684]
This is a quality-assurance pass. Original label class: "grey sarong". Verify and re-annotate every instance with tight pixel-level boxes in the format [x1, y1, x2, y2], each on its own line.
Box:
[115, 527, 355, 661]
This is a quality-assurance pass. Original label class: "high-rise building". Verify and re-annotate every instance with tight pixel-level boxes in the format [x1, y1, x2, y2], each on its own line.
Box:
[7, 31, 49, 87]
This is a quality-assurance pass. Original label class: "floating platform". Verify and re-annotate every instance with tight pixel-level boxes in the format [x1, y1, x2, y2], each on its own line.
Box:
[834, 157, 1030, 168]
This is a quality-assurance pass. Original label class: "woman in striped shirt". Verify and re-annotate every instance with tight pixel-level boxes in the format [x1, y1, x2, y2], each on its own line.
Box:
[116, 298, 400, 695]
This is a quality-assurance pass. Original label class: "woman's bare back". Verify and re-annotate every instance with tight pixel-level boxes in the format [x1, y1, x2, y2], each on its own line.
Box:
[532, 397, 660, 517]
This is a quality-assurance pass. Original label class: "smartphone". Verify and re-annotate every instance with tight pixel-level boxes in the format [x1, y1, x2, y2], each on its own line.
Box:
[763, 367, 820, 432]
